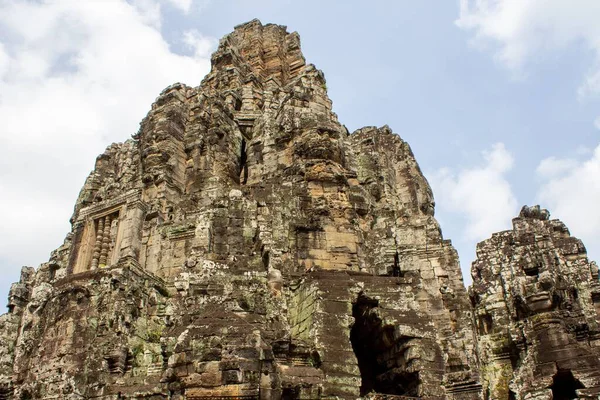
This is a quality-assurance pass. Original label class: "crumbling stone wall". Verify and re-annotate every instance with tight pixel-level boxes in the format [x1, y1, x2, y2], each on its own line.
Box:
[0, 268, 34, 400]
[6, 19, 599, 400]
[471, 205, 600, 399]
[0, 20, 480, 399]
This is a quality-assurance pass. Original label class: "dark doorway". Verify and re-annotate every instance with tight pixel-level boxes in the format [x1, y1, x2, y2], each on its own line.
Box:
[350, 294, 419, 396]
[282, 386, 299, 400]
[239, 138, 248, 184]
[550, 369, 584, 399]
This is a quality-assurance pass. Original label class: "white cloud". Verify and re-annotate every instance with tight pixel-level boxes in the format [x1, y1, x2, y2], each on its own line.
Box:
[131, 0, 163, 28]
[536, 144, 600, 262]
[130, 0, 195, 20]
[594, 116, 600, 130]
[430, 143, 518, 242]
[0, 43, 9, 79]
[0, 0, 215, 299]
[456, 0, 600, 96]
[579, 63, 600, 100]
[183, 29, 217, 58]
[536, 156, 578, 178]
[166, 0, 194, 14]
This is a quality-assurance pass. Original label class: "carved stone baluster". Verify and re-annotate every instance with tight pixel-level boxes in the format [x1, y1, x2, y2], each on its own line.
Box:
[98, 215, 112, 268]
[90, 216, 105, 270]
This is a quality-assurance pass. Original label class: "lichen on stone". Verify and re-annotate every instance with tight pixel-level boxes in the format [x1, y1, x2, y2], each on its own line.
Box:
[1, 20, 599, 400]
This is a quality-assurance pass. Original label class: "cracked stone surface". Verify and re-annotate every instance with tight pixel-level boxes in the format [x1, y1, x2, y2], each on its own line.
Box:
[1, 20, 598, 400]
[471, 205, 600, 400]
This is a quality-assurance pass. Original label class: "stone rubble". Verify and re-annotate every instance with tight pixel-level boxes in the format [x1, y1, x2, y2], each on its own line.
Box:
[0, 20, 598, 400]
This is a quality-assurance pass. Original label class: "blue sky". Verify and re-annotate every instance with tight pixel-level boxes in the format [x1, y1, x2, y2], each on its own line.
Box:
[1, 0, 599, 309]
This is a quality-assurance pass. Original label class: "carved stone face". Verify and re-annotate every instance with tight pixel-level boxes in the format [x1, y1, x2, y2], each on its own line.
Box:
[293, 127, 343, 164]
[524, 292, 553, 314]
[7, 284, 28, 313]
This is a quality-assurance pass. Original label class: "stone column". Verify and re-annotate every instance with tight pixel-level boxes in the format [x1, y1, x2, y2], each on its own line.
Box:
[90, 216, 105, 270]
[117, 200, 146, 264]
[98, 214, 113, 268]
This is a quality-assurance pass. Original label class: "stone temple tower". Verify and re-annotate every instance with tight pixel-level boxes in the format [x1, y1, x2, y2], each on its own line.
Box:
[2, 19, 600, 400]
[471, 205, 600, 399]
[0, 20, 480, 399]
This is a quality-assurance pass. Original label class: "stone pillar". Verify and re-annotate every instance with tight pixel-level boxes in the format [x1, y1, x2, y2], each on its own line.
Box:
[90, 216, 105, 270]
[117, 200, 146, 264]
[98, 214, 112, 268]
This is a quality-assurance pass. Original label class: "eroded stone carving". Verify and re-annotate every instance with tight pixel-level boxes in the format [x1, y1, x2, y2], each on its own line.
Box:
[1, 19, 598, 400]
[471, 205, 600, 399]
[0, 19, 479, 399]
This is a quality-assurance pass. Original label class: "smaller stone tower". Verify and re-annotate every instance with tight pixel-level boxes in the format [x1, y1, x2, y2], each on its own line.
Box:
[471, 205, 600, 399]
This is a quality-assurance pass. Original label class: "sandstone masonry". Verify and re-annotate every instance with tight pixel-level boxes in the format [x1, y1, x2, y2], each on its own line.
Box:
[0, 20, 598, 400]
[471, 205, 600, 399]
